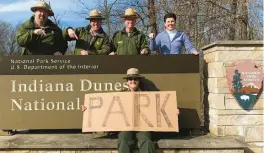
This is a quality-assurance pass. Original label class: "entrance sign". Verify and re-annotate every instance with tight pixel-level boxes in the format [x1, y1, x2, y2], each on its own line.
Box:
[82, 91, 178, 132]
[0, 55, 200, 129]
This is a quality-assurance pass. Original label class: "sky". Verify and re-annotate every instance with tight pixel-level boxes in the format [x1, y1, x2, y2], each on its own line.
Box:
[0, 0, 95, 28]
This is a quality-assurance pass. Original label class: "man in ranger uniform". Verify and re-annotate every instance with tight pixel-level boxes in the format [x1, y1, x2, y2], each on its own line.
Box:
[109, 8, 149, 55]
[82, 68, 156, 153]
[16, 0, 67, 55]
[64, 9, 110, 55]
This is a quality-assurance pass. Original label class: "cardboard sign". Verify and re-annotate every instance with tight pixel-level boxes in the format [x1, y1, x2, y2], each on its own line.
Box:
[226, 61, 263, 109]
[82, 91, 178, 132]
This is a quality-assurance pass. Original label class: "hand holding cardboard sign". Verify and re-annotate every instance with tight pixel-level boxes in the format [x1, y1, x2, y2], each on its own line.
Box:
[82, 105, 87, 112]
[176, 109, 180, 115]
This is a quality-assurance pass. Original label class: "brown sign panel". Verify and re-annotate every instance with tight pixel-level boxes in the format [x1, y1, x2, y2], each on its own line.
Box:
[82, 91, 178, 132]
[0, 56, 201, 129]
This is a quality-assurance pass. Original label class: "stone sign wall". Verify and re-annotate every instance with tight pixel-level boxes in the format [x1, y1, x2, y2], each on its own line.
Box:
[202, 41, 263, 153]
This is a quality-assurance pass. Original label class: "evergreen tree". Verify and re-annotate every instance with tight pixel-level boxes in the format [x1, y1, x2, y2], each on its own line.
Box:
[232, 69, 243, 92]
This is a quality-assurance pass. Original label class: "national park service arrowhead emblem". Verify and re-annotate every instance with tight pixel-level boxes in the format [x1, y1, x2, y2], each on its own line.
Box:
[226, 61, 263, 109]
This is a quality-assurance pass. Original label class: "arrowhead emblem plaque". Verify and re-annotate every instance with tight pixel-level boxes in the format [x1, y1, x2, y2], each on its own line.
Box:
[226, 61, 263, 109]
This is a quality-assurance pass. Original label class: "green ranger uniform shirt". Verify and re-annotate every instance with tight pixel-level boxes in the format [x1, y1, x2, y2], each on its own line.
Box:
[16, 16, 67, 55]
[63, 25, 110, 55]
[111, 28, 149, 55]
[118, 87, 156, 153]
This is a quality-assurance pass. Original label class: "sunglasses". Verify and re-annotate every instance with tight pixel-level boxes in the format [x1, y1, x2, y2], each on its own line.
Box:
[128, 78, 139, 81]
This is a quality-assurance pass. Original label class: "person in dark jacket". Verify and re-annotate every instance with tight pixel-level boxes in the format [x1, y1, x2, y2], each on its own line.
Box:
[16, 0, 67, 55]
[63, 9, 110, 55]
[109, 8, 149, 55]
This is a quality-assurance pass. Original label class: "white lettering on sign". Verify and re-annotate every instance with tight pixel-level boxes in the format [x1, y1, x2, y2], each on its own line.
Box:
[11, 98, 81, 111]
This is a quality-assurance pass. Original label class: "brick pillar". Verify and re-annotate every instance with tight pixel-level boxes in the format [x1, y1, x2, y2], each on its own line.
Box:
[202, 41, 263, 153]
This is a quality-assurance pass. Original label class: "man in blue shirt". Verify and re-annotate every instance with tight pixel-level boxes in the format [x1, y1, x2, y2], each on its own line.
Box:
[149, 13, 199, 55]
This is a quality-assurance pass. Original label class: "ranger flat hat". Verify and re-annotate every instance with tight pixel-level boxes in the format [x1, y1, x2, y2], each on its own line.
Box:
[31, 0, 54, 16]
[121, 8, 139, 19]
[122, 68, 145, 79]
[86, 9, 106, 20]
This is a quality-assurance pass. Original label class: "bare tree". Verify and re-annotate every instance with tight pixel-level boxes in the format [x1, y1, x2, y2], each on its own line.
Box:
[248, 0, 263, 39]
[0, 21, 9, 55]
[0, 21, 22, 56]
[51, 11, 67, 28]
[155, 0, 262, 48]
[70, 0, 262, 48]
[71, 0, 94, 18]
[147, 0, 158, 36]
[97, 0, 120, 36]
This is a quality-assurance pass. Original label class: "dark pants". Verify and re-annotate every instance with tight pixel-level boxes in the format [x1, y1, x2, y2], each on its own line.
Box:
[118, 131, 155, 153]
